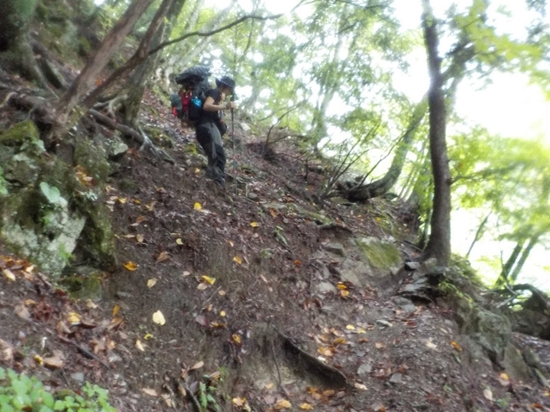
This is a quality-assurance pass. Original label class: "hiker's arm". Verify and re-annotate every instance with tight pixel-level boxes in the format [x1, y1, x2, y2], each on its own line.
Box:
[203, 96, 235, 112]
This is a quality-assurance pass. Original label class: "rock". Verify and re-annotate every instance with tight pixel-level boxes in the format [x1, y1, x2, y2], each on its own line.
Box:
[240, 122, 251, 132]
[355, 237, 402, 276]
[316, 282, 337, 294]
[247, 192, 259, 201]
[405, 261, 421, 270]
[357, 363, 372, 377]
[71, 372, 85, 383]
[389, 373, 403, 384]
[323, 242, 346, 257]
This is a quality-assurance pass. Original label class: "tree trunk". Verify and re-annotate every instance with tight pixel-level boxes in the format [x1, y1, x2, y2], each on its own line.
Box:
[422, 0, 451, 266]
[54, 0, 154, 125]
[510, 234, 541, 283]
[0, 0, 48, 86]
[466, 212, 491, 257]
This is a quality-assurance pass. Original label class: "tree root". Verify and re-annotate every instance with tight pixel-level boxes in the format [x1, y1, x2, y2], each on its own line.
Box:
[89, 109, 174, 164]
[276, 328, 349, 389]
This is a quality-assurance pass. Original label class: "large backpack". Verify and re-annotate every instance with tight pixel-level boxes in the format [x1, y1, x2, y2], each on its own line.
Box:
[170, 66, 211, 125]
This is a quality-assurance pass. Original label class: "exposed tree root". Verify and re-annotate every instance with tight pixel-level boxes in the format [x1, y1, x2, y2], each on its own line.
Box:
[89, 109, 174, 164]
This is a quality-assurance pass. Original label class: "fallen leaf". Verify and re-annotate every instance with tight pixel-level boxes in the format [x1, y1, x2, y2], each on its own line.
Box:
[354, 382, 368, 391]
[0, 339, 14, 362]
[147, 278, 157, 288]
[299, 403, 314, 410]
[34, 355, 44, 365]
[274, 399, 292, 410]
[24, 299, 36, 306]
[337, 283, 348, 290]
[220, 310, 226, 317]
[218, 290, 226, 296]
[142, 388, 158, 397]
[425, 340, 438, 350]
[333, 337, 346, 345]
[67, 312, 81, 325]
[136, 339, 145, 352]
[201, 275, 216, 285]
[346, 324, 355, 330]
[232, 334, 242, 344]
[451, 341, 462, 351]
[152, 310, 166, 326]
[176, 238, 184, 245]
[3, 268, 16, 282]
[232, 397, 245, 407]
[294, 259, 301, 266]
[375, 342, 386, 350]
[197, 283, 208, 291]
[123, 261, 138, 271]
[194, 202, 202, 210]
[156, 251, 169, 263]
[182, 271, 191, 277]
[498, 372, 510, 387]
[483, 388, 493, 401]
[190, 361, 204, 370]
[136, 234, 144, 243]
[233, 256, 243, 265]
[250, 222, 260, 227]
[340, 289, 350, 298]
[112, 304, 120, 317]
[43, 352, 64, 369]
[144, 333, 153, 340]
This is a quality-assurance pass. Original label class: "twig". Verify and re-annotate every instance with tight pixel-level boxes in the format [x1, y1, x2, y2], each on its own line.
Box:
[57, 335, 111, 369]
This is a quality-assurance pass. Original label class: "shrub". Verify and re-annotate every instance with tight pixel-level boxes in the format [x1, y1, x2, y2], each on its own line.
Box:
[0, 367, 116, 412]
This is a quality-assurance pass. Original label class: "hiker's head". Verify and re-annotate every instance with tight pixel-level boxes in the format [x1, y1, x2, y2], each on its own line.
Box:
[216, 76, 235, 95]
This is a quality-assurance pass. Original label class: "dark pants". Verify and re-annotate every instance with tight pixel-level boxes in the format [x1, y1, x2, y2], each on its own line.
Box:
[196, 121, 226, 184]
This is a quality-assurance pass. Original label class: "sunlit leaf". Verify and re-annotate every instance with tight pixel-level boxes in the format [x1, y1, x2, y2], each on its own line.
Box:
[451, 341, 462, 351]
[299, 403, 314, 410]
[202, 275, 216, 285]
[147, 278, 158, 288]
[340, 290, 350, 298]
[136, 339, 145, 352]
[346, 324, 355, 330]
[194, 202, 202, 210]
[483, 388, 493, 401]
[112, 304, 120, 317]
[250, 222, 260, 227]
[190, 361, 204, 370]
[275, 399, 292, 410]
[337, 283, 347, 290]
[34, 355, 44, 365]
[144, 333, 153, 340]
[176, 238, 184, 245]
[123, 261, 138, 271]
[220, 310, 226, 317]
[232, 334, 242, 344]
[233, 256, 243, 265]
[152, 310, 166, 326]
[3, 269, 16, 282]
[67, 312, 81, 325]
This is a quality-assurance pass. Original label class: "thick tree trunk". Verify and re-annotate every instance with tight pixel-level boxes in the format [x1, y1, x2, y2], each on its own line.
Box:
[422, 0, 451, 266]
[54, 0, 154, 124]
[121, 0, 184, 126]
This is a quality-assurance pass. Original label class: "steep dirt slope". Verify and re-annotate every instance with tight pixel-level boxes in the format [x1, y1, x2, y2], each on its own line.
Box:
[1, 89, 550, 412]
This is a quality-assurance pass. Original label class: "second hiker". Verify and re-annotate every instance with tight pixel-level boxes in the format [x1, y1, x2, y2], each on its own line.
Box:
[195, 76, 236, 187]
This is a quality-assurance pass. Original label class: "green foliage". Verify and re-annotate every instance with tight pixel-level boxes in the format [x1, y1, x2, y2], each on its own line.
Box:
[0, 368, 116, 412]
[39, 182, 68, 208]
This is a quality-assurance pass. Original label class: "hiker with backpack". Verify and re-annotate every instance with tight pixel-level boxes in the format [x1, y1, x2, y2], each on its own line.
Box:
[195, 75, 236, 187]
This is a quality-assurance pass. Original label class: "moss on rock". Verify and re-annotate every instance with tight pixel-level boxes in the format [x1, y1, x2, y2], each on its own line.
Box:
[356, 237, 402, 272]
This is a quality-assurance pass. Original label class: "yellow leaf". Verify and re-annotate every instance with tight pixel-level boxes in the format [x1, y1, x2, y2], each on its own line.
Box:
[147, 278, 157, 288]
[250, 222, 259, 227]
[275, 399, 292, 410]
[176, 238, 184, 245]
[300, 403, 314, 410]
[232, 397, 246, 407]
[152, 310, 166, 326]
[232, 334, 242, 344]
[3, 269, 16, 282]
[220, 311, 226, 317]
[123, 261, 138, 271]
[333, 337, 346, 345]
[337, 283, 348, 290]
[112, 304, 120, 317]
[144, 333, 153, 340]
[34, 355, 44, 365]
[24, 299, 36, 306]
[194, 202, 202, 210]
[233, 256, 243, 265]
[67, 312, 81, 325]
[132, 199, 141, 205]
[202, 275, 216, 285]
[340, 290, 350, 298]
[135, 339, 145, 352]
[346, 324, 355, 330]
[451, 341, 462, 351]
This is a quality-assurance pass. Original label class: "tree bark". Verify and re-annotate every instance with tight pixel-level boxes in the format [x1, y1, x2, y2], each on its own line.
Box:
[422, 0, 451, 266]
[54, 0, 154, 124]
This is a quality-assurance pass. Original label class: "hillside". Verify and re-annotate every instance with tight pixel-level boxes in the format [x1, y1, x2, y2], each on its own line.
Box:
[1, 1, 550, 411]
[1, 84, 550, 411]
